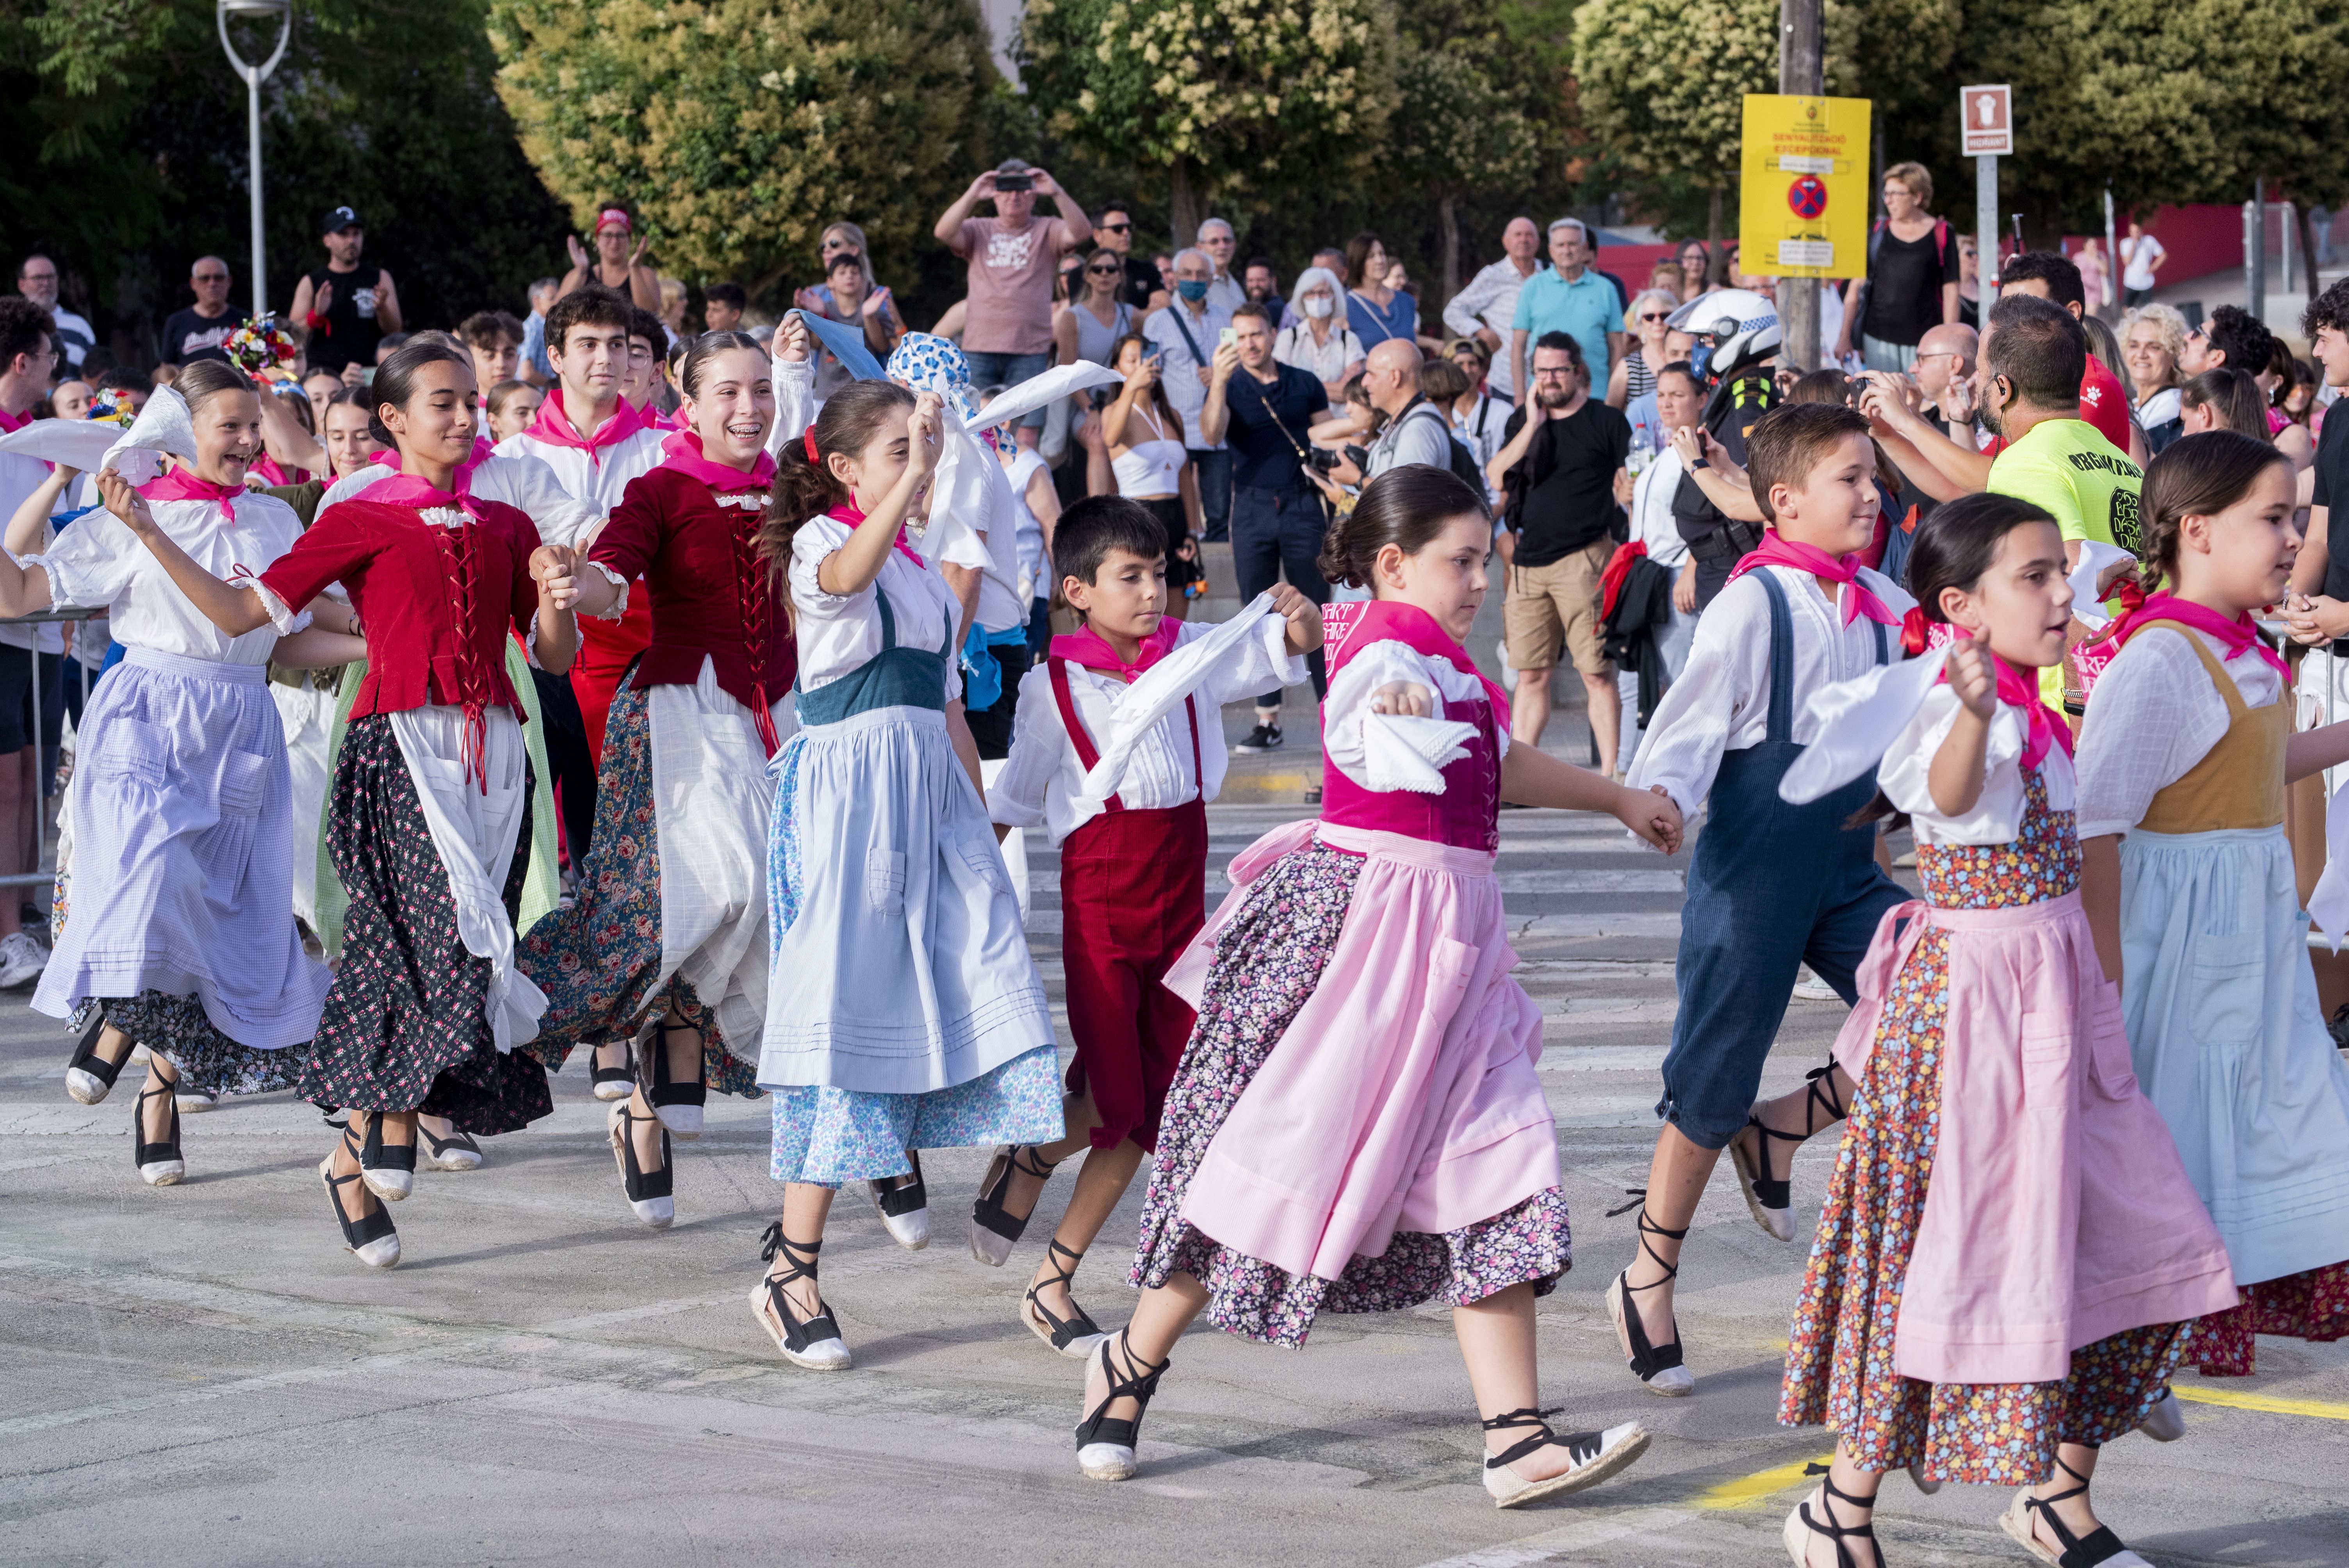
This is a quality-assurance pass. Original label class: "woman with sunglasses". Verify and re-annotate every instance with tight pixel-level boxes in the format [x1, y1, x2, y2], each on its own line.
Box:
[1607, 289, 1680, 410]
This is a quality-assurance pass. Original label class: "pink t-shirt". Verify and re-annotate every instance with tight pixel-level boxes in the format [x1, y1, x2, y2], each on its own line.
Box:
[954, 216, 1073, 355]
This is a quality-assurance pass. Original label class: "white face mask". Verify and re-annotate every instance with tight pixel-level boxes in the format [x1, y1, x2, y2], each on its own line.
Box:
[1303, 295, 1335, 320]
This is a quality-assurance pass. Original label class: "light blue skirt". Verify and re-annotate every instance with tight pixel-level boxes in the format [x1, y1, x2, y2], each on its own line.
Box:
[2119, 824, 2349, 1284]
[761, 703, 1061, 1180]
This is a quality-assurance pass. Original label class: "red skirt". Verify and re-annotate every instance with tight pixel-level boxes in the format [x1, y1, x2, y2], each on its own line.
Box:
[572, 597, 653, 765]
[1059, 798, 1207, 1153]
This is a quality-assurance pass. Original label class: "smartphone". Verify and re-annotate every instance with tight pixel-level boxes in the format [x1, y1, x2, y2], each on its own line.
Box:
[1218, 327, 1238, 350]
[1143, 347, 1166, 370]
[993, 172, 1034, 193]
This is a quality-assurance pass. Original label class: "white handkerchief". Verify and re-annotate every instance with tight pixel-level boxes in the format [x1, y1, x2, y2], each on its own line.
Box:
[2067, 540, 2136, 631]
[1080, 593, 1283, 803]
[2309, 784, 2349, 950]
[1779, 647, 1950, 805]
[1361, 713, 1475, 794]
[966, 362, 1127, 434]
[0, 417, 121, 473]
[102, 385, 197, 477]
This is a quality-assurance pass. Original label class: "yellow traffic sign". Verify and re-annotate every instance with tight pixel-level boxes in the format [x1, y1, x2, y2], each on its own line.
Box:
[1739, 94, 1872, 278]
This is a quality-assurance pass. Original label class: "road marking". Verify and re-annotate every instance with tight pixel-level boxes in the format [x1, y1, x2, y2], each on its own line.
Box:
[1408, 1506, 1692, 1567]
[2171, 1385, 2349, 1421]
[1694, 1452, 1834, 1510]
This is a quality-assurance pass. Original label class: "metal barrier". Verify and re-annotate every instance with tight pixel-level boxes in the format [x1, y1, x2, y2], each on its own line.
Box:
[0, 607, 102, 891]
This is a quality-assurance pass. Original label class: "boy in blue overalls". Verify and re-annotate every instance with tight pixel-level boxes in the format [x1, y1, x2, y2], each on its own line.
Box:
[1612, 402, 1915, 1395]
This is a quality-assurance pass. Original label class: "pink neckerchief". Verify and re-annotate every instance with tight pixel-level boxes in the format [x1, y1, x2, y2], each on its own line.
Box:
[523, 388, 645, 469]
[141, 467, 247, 524]
[0, 404, 28, 436]
[659, 429, 775, 492]
[1930, 628, 2074, 772]
[1727, 530, 1900, 628]
[825, 502, 924, 568]
[353, 465, 487, 524]
[1052, 618, 1180, 682]
[1322, 598, 1511, 716]
[2107, 590, 2290, 681]
[248, 453, 305, 488]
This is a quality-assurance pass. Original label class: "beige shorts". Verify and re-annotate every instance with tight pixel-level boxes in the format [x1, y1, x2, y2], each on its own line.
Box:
[1503, 539, 1616, 676]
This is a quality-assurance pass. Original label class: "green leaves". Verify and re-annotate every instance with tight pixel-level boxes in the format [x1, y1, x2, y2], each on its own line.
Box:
[488, 0, 997, 289]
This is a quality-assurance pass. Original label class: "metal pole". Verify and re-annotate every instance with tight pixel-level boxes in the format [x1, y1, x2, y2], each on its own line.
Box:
[2102, 187, 2117, 320]
[1977, 155, 1999, 311]
[1777, 0, 1823, 372]
[2251, 175, 2267, 323]
[247, 70, 266, 321]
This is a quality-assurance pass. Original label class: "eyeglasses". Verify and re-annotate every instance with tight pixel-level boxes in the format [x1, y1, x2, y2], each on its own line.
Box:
[1098, 222, 1132, 234]
[193, 272, 230, 283]
[1638, 312, 1671, 323]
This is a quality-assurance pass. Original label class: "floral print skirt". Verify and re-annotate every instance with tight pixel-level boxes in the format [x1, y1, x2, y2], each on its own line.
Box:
[516, 677, 759, 1098]
[768, 1043, 1066, 1187]
[1130, 844, 1570, 1351]
[75, 992, 305, 1100]
[2186, 1262, 2349, 1375]
[1779, 924, 2186, 1483]
[296, 715, 552, 1135]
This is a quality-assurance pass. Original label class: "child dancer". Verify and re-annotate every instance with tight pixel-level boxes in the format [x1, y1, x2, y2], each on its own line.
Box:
[20, 365, 347, 1185]
[110, 339, 582, 1269]
[1618, 403, 1914, 1395]
[1071, 466, 1679, 1504]
[750, 380, 1062, 1369]
[1775, 492, 2235, 1568]
[520, 331, 792, 1228]
[978, 494, 1317, 1355]
[2081, 430, 2349, 1376]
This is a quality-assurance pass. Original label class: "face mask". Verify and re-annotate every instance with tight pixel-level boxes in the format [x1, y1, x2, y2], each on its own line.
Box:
[1176, 279, 1210, 303]
[1303, 296, 1335, 319]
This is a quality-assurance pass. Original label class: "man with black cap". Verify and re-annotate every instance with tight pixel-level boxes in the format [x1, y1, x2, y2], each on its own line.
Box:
[289, 206, 402, 379]
[556, 204, 662, 313]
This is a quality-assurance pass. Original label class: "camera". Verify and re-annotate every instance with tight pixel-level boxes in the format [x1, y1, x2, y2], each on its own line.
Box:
[1306, 446, 1342, 474]
[992, 172, 1034, 193]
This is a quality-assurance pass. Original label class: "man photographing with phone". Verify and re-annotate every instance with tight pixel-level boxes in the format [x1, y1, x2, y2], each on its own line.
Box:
[936, 158, 1093, 444]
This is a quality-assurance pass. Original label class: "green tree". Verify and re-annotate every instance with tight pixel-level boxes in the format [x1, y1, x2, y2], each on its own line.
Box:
[1015, 0, 1399, 247]
[1, 0, 568, 363]
[487, 0, 998, 298]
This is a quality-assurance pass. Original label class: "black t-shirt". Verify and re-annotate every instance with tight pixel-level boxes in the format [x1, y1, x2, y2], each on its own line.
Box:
[1500, 398, 1631, 567]
[159, 306, 235, 365]
[2317, 406, 2349, 602]
[1121, 255, 1164, 313]
[303, 262, 385, 374]
[1859, 223, 1961, 347]
[1223, 362, 1330, 491]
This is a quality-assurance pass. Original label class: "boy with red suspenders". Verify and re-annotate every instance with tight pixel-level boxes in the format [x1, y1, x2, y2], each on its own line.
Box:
[975, 494, 1320, 1357]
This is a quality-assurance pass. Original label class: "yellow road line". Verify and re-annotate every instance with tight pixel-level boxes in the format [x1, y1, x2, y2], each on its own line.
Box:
[2171, 1385, 2349, 1421]
[1695, 1452, 1835, 1511]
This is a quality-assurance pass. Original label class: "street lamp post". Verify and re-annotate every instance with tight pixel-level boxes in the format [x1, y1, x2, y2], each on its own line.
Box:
[216, 0, 293, 323]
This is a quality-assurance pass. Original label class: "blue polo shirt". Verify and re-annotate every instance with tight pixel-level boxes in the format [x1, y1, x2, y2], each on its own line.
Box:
[1511, 266, 1616, 383]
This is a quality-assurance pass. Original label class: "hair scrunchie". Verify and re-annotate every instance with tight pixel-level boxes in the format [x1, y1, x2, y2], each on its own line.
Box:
[1900, 604, 1932, 658]
[803, 426, 820, 462]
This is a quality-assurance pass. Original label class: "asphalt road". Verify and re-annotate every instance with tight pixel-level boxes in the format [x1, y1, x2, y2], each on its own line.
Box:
[2, 648, 2344, 1566]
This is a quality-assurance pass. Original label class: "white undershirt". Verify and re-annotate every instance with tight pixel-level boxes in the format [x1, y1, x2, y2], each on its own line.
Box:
[788, 514, 963, 702]
[1322, 641, 1509, 789]
[1880, 686, 2079, 845]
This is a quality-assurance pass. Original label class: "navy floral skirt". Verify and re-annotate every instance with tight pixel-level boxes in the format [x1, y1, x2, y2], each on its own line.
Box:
[76, 992, 305, 1099]
[1130, 843, 1570, 1349]
[516, 675, 759, 1098]
[296, 715, 551, 1135]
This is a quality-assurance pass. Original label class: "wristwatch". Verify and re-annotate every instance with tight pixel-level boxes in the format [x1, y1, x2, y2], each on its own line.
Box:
[1690, 457, 1709, 470]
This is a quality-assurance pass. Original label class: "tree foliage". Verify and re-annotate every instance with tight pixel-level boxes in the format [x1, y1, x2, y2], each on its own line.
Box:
[1015, 0, 1397, 241]
[0, 0, 567, 363]
[487, 0, 996, 297]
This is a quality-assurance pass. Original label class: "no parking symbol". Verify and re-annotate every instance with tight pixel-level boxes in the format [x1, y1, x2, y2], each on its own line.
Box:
[1787, 175, 1828, 219]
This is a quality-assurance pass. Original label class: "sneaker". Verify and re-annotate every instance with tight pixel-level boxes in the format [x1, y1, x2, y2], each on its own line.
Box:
[1790, 966, 1839, 1002]
[0, 930, 46, 988]
[1234, 723, 1283, 754]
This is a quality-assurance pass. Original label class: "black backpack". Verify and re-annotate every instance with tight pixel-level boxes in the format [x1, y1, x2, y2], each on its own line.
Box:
[1398, 400, 1491, 492]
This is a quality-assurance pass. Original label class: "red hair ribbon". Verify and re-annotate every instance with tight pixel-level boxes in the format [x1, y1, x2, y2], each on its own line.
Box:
[1900, 605, 1932, 657]
[803, 426, 820, 463]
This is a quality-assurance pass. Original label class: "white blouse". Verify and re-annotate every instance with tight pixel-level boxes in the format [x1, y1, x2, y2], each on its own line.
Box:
[989, 619, 1305, 845]
[788, 514, 962, 702]
[323, 451, 596, 548]
[1322, 640, 1508, 792]
[1628, 563, 1916, 817]
[1274, 322, 1365, 386]
[35, 495, 307, 665]
[1879, 685, 2078, 846]
[2074, 624, 2281, 839]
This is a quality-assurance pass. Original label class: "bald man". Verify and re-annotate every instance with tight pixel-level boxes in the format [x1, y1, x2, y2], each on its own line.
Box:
[160, 256, 237, 365]
[1360, 340, 1455, 478]
[1912, 322, 1978, 427]
[1443, 216, 1545, 399]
